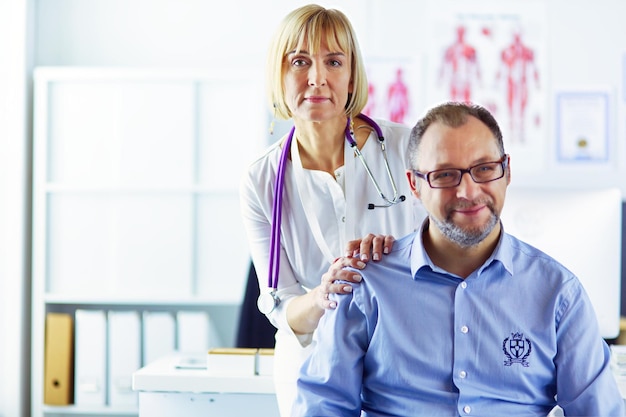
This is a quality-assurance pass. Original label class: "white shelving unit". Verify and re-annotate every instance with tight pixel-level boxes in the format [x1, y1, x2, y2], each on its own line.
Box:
[31, 67, 266, 417]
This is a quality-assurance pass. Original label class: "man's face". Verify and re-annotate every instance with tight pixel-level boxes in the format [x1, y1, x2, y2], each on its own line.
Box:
[408, 116, 510, 248]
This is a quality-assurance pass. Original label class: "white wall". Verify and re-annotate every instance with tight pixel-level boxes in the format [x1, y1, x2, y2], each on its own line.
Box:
[33, 0, 626, 193]
[2, 0, 626, 415]
[0, 1, 32, 416]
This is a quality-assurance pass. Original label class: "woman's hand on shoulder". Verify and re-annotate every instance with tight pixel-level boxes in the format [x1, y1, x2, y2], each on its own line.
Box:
[314, 234, 395, 310]
[315, 256, 366, 309]
[345, 234, 395, 261]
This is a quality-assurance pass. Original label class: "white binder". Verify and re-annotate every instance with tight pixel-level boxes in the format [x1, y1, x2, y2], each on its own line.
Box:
[74, 309, 106, 405]
[142, 311, 176, 365]
[108, 310, 140, 406]
[176, 310, 211, 353]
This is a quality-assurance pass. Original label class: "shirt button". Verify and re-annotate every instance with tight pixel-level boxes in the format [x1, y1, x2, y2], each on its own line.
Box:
[459, 370, 467, 378]
[460, 281, 467, 289]
[341, 216, 346, 223]
[463, 405, 471, 414]
[461, 325, 469, 334]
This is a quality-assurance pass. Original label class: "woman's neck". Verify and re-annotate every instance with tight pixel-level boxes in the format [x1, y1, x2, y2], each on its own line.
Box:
[293, 117, 348, 174]
[292, 114, 372, 174]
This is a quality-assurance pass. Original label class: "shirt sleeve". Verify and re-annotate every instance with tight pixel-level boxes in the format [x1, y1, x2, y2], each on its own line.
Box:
[239, 156, 307, 338]
[292, 287, 368, 416]
[555, 277, 625, 416]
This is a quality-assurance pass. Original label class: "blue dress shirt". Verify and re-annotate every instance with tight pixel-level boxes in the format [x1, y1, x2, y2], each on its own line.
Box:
[293, 222, 625, 417]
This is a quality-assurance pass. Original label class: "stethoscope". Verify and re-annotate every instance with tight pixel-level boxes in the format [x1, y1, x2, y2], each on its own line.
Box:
[257, 113, 406, 314]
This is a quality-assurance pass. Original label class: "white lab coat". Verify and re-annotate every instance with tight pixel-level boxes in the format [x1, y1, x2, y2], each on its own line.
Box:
[239, 118, 426, 416]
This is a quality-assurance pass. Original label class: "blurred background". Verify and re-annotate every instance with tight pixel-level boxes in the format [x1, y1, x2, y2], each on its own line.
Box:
[2, 0, 626, 415]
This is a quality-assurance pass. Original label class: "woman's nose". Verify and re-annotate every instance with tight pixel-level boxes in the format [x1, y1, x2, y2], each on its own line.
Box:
[308, 63, 327, 87]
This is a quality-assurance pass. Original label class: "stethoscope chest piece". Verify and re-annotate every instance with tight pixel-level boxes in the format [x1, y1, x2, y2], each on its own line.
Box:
[257, 290, 281, 315]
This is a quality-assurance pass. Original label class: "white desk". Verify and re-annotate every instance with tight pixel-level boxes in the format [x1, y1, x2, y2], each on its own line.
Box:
[132, 354, 279, 417]
[134, 351, 626, 417]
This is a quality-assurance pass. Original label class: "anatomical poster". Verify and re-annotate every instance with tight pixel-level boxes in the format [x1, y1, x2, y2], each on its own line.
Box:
[426, 0, 547, 173]
[362, 57, 422, 127]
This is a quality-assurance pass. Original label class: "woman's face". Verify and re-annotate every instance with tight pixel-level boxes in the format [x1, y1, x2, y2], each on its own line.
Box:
[283, 40, 353, 123]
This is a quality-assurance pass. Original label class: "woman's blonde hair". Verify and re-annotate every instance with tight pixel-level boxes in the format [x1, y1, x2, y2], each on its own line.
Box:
[266, 4, 369, 120]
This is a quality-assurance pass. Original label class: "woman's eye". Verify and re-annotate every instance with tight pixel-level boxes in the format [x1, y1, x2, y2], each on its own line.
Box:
[292, 58, 308, 67]
[328, 59, 342, 67]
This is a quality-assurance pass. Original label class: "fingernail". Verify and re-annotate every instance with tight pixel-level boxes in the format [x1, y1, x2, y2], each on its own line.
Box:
[353, 274, 362, 282]
[356, 261, 366, 268]
[383, 247, 389, 254]
[343, 286, 352, 292]
[373, 253, 380, 261]
[360, 253, 368, 261]
[329, 301, 337, 309]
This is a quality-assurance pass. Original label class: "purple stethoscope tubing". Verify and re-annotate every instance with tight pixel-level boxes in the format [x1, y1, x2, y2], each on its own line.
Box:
[267, 113, 400, 291]
[345, 112, 383, 146]
[267, 126, 295, 290]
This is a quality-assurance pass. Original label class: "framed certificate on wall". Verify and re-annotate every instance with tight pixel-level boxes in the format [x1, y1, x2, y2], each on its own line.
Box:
[555, 91, 610, 163]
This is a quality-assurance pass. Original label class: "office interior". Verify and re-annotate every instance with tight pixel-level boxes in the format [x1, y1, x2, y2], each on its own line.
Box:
[1, 0, 626, 416]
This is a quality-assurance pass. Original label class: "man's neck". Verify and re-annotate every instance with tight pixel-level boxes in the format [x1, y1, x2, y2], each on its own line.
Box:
[422, 220, 501, 279]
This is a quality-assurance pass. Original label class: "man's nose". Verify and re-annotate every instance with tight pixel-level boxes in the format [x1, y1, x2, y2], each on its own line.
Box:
[455, 171, 481, 199]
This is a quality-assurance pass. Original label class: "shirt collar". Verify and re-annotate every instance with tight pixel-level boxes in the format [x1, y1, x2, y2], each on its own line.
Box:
[410, 219, 515, 280]
[409, 218, 438, 279]
[493, 222, 515, 276]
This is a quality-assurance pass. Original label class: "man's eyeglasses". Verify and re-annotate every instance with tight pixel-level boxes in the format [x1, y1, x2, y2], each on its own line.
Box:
[413, 154, 509, 189]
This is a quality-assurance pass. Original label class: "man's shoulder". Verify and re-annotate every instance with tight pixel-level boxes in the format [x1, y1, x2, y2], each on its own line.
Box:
[505, 232, 557, 262]
[354, 232, 417, 286]
[389, 232, 418, 253]
[503, 231, 577, 279]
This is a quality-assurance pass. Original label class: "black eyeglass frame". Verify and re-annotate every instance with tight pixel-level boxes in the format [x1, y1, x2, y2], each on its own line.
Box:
[413, 154, 509, 189]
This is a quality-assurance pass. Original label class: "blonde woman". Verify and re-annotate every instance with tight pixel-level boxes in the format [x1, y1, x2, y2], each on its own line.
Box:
[240, 4, 426, 415]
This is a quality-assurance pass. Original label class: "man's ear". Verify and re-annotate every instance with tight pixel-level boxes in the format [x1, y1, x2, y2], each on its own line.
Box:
[406, 170, 421, 199]
[505, 155, 511, 185]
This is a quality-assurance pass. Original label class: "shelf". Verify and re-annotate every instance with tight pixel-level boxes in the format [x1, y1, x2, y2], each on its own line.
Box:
[43, 184, 240, 194]
[31, 67, 265, 417]
[43, 404, 136, 416]
[44, 294, 241, 307]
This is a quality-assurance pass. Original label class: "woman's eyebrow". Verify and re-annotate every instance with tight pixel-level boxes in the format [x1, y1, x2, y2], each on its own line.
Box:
[287, 49, 310, 56]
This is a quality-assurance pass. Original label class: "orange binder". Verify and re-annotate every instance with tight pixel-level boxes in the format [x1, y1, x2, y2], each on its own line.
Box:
[44, 312, 74, 405]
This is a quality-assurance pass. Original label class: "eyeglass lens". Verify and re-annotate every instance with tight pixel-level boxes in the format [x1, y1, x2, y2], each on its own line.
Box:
[428, 161, 505, 188]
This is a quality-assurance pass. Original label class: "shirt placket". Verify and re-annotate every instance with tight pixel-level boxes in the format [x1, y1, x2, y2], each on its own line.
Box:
[453, 278, 476, 416]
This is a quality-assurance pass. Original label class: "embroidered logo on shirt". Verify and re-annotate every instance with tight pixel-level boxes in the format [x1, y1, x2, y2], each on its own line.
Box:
[502, 332, 531, 367]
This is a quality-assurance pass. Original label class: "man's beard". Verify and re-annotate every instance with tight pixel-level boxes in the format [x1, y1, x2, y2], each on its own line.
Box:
[431, 201, 499, 248]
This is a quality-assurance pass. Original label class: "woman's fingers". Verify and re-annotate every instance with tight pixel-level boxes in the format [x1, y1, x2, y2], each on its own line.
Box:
[317, 257, 366, 309]
[345, 239, 362, 257]
[328, 256, 365, 281]
[350, 234, 396, 261]
[382, 235, 395, 254]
